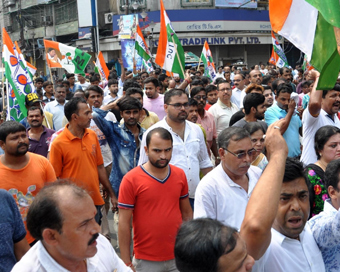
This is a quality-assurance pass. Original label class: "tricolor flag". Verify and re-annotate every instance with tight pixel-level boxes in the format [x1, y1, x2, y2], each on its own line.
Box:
[269, 0, 340, 90]
[271, 32, 289, 67]
[268, 47, 286, 68]
[135, 25, 151, 61]
[200, 41, 216, 80]
[14, 41, 37, 79]
[142, 59, 154, 73]
[44, 40, 91, 74]
[2, 28, 35, 121]
[95, 51, 110, 81]
[155, 0, 185, 79]
[302, 54, 314, 72]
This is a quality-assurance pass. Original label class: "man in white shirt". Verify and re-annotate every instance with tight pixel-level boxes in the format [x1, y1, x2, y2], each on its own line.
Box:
[12, 181, 132, 272]
[301, 70, 340, 165]
[139, 89, 213, 209]
[194, 126, 262, 229]
[253, 158, 325, 272]
[215, 66, 224, 79]
[208, 80, 239, 136]
[77, 73, 90, 90]
[103, 79, 119, 105]
[231, 73, 246, 109]
[44, 85, 68, 130]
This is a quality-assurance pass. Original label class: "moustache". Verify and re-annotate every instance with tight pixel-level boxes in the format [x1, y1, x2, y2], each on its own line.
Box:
[88, 233, 99, 246]
[17, 143, 29, 148]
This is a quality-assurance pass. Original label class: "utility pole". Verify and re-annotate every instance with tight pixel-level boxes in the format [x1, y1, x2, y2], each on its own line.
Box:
[18, 0, 25, 49]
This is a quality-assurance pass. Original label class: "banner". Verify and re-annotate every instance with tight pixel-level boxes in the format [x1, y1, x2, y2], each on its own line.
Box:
[118, 14, 138, 39]
[215, 0, 257, 9]
[121, 39, 143, 71]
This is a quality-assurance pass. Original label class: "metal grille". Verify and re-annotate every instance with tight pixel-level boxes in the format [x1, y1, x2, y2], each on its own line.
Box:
[55, 0, 77, 25]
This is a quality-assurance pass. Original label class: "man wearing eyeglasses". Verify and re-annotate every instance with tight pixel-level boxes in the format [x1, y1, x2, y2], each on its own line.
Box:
[139, 89, 213, 210]
[191, 86, 219, 163]
[208, 80, 239, 136]
[194, 126, 262, 229]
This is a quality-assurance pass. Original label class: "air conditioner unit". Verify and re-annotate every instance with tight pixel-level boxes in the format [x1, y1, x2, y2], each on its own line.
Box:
[104, 13, 114, 24]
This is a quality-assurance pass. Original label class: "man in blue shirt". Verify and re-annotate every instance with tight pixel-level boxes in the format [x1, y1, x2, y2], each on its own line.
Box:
[66, 73, 83, 93]
[265, 83, 301, 158]
[0, 189, 29, 272]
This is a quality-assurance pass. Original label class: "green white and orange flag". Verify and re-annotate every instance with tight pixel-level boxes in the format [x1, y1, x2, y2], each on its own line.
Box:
[269, 0, 340, 90]
[155, 0, 185, 79]
[135, 25, 151, 61]
[2, 28, 35, 121]
[271, 31, 289, 67]
[44, 40, 91, 74]
[14, 41, 37, 79]
[94, 51, 110, 81]
[200, 41, 216, 80]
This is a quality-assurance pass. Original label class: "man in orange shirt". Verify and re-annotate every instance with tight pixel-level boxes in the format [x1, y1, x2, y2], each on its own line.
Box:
[0, 121, 56, 246]
[49, 97, 118, 224]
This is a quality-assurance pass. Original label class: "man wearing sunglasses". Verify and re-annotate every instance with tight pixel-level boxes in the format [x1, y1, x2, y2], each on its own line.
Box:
[139, 88, 213, 210]
[194, 126, 262, 230]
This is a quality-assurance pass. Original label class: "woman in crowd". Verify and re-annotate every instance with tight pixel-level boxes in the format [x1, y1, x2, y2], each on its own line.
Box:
[305, 125, 340, 218]
[244, 122, 268, 170]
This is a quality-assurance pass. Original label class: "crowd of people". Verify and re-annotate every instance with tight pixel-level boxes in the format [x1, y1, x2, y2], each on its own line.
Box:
[1, 61, 340, 272]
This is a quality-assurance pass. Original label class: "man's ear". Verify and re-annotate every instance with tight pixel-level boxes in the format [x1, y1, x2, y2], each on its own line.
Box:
[42, 228, 60, 246]
[144, 146, 148, 156]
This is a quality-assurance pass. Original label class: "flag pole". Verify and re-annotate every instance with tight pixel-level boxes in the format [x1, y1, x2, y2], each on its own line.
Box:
[6, 78, 10, 120]
[47, 62, 55, 95]
[197, 57, 202, 72]
[170, 34, 185, 78]
[1, 62, 5, 112]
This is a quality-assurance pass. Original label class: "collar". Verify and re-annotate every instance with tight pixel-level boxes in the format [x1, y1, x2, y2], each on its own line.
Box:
[64, 124, 89, 141]
[217, 99, 233, 109]
[321, 109, 336, 122]
[27, 125, 47, 134]
[271, 226, 306, 246]
[143, 107, 150, 117]
[323, 198, 338, 214]
[54, 100, 67, 106]
[218, 164, 250, 188]
[121, 123, 144, 137]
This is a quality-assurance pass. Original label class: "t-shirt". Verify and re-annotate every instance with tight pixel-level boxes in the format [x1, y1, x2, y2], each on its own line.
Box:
[143, 94, 166, 120]
[27, 126, 55, 158]
[0, 153, 56, 244]
[49, 125, 105, 206]
[118, 165, 189, 261]
[0, 189, 26, 272]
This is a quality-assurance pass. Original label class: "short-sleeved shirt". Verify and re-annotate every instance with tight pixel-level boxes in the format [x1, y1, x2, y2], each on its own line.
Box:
[197, 110, 217, 148]
[253, 226, 325, 272]
[143, 94, 166, 120]
[0, 153, 56, 244]
[0, 189, 26, 272]
[301, 108, 340, 165]
[49, 125, 104, 205]
[27, 126, 55, 158]
[265, 104, 301, 157]
[208, 99, 239, 136]
[118, 165, 188, 261]
[194, 164, 262, 229]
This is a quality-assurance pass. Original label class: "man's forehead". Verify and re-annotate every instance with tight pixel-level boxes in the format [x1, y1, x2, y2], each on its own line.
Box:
[170, 94, 188, 103]
[281, 177, 308, 192]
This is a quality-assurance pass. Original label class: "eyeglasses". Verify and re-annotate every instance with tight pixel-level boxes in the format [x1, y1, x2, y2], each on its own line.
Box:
[223, 148, 256, 159]
[167, 102, 190, 110]
[219, 88, 231, 92]
[193, 95, 207, 100]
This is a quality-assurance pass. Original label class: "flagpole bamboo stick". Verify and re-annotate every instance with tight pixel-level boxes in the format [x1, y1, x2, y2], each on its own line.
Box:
[1, 62, 5, 112]
[6, 78, 10, 121]
[47, 64, 55, 96]
[197, 58, 201, 71]
[171, 34, 185, 79]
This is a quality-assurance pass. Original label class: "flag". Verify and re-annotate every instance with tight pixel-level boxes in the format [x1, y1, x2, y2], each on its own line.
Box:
[44, 40, 91, 74]
[155, 0, 185, 79]
[14, 41, 37, 79]
[269, 0, 340, 90]
[2, 28, 35, 121]
[95, 51, 110, 81]
[142, 58, 154, 73]
[302, 54, 314, 71]
[268, 47, 286, 68]
[271, 32, 289, 67]
[135, 25, 151, 61]
[200, 41, 216, 80]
